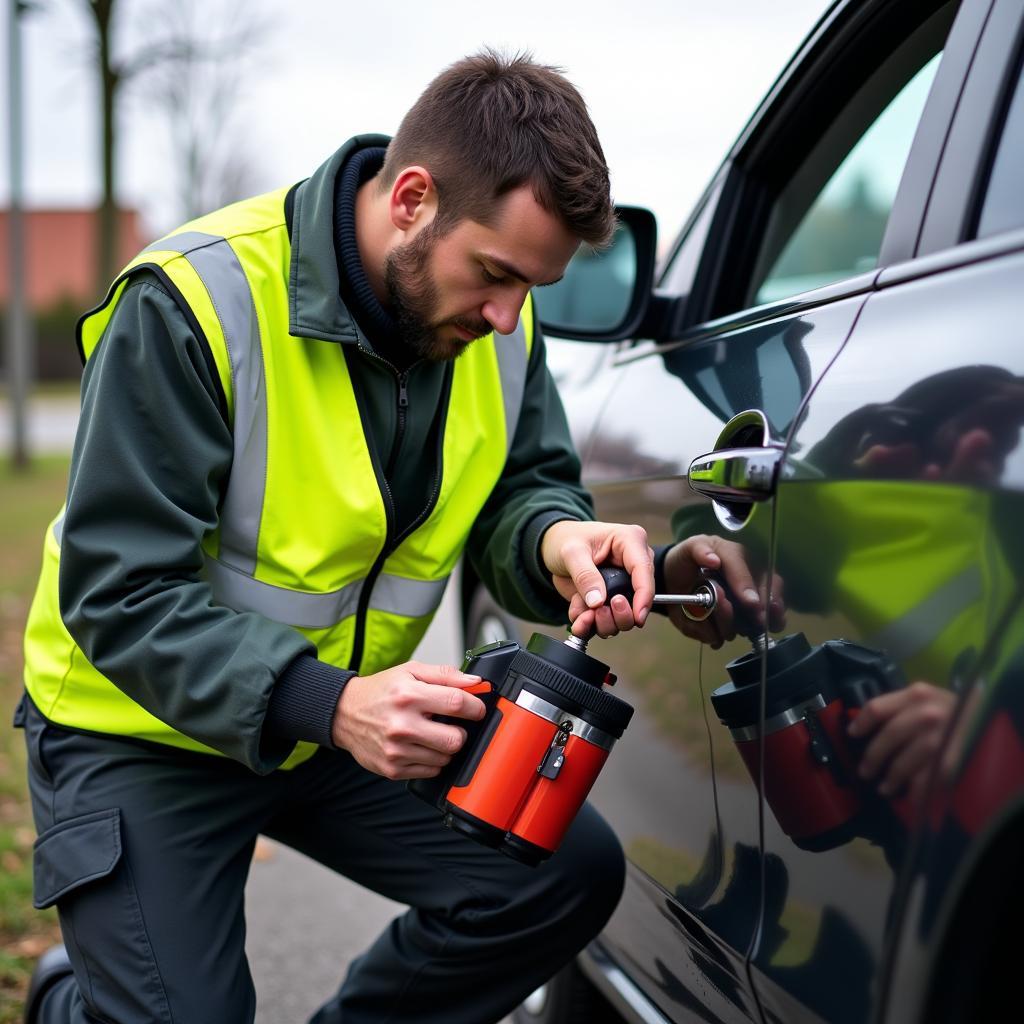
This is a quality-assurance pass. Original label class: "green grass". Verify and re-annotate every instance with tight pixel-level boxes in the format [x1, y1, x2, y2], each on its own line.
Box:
[0, 457, 69, 1022]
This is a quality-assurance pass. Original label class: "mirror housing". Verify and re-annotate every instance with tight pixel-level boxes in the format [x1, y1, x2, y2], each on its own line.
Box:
[534, 205, 657, 342]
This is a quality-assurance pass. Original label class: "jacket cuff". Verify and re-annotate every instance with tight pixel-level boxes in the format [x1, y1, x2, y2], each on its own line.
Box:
[522, 510, 581, 597]
[263, 654, 353, 749]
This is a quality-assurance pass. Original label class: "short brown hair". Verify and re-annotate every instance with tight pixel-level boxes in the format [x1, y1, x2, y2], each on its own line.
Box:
[380, 50, 615, 248]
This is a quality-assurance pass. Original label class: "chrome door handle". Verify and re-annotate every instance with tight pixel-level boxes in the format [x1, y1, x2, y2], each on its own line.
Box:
[688, 446, 782, 503]
[687, 409, 781, 531]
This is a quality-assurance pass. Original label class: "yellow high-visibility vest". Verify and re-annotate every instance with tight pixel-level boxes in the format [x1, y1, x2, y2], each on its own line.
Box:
[23, 187, 533, 768]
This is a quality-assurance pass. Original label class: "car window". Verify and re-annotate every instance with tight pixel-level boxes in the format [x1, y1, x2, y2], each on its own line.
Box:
[748, 20, 950, 307]
[976, 53, 1024, 239]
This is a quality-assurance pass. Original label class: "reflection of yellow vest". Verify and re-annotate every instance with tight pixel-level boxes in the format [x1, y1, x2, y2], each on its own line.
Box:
[776, 481, 1016, 684]
[23, 188, 534, 768]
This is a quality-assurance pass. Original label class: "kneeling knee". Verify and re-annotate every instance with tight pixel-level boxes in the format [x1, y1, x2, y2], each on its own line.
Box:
[547, 807, 626, 926]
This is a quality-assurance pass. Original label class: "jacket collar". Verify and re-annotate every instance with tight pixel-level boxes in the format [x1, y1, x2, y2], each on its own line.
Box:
[288, 134, 391, 343]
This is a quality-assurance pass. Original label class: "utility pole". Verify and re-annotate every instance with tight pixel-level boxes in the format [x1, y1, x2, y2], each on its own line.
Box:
[6, 0, 34, 470]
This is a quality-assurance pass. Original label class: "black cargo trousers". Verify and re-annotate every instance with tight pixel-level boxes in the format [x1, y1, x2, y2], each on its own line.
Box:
[16, 695, 625, 1024]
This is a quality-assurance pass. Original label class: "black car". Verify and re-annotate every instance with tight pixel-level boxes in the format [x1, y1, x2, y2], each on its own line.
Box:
[456, 0, 1024, 1021]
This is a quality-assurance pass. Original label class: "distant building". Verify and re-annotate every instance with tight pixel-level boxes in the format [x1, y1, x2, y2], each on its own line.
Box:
[0, 208, 148, 311]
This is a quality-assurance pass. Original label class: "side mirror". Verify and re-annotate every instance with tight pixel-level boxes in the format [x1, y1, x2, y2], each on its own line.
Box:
[534, 206, 657, 342]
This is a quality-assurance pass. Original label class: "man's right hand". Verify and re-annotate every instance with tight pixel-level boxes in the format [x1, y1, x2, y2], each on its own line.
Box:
[331, 662, 487, 780]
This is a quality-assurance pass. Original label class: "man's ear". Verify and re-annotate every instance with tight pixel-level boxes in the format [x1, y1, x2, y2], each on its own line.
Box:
[389, 167, 438, 232]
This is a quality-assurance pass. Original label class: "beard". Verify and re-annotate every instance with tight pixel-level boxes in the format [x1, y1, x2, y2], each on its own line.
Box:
[384, 226, 492, 362]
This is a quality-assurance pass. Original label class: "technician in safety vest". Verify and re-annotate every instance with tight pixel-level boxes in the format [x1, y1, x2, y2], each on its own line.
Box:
[17, 52, 736, 1024]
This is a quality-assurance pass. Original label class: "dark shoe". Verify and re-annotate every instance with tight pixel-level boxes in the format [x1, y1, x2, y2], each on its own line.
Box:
[24, 944, 72, 1023]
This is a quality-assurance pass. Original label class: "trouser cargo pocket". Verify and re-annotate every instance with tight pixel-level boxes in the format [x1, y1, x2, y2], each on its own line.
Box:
[33, 808, 122, 910]
[32, 807, 172, 1023]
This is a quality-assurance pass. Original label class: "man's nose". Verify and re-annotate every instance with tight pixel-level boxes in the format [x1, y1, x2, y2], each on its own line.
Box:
[482, 295, 524, 337]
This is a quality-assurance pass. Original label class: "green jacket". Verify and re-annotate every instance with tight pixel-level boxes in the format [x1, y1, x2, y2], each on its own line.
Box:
[49, 136, 593, 773]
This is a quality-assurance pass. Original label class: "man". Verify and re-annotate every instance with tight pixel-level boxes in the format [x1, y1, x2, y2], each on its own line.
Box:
[17, 52, 724, 1023]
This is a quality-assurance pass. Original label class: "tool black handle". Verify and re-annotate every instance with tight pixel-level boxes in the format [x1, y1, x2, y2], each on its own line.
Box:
[599, 566, 634, 604]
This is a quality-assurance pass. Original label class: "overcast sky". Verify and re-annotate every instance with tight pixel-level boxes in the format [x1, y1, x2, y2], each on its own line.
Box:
[4, 0, 831, 247]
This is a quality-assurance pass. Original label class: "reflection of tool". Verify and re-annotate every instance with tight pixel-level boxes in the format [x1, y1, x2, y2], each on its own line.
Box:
[409, 568, 637, 866]
[602, 565, 917, 849]
[711, 634, 908, 850]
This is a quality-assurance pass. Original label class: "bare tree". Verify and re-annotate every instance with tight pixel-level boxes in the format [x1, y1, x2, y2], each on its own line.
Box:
[80, 0, 268, 289]
[84, 0, 117, 295]
[135, 0, 268, 223]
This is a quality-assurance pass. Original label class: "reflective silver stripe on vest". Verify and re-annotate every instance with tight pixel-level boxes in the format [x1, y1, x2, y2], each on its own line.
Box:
[866, 563, 983, 662]
[203, 554, 449, 629]
[495, 315, 528, 457]
[144, 231, 268, 576]
[141, 231, 225, 256]
[371, 573, 450, 619]
[52, 511, 65, 546]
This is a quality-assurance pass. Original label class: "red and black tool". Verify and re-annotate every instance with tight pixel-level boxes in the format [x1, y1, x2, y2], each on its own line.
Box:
[409, 567, 716, 865]
[408, 628, 629, 865]
[711, 634, 910, 850]
[407, 571, 628, 864]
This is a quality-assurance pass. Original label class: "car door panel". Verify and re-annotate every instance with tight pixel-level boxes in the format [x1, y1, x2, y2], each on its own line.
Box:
[579, 296, 866, 1022]
[754, 247, 1024, 1024]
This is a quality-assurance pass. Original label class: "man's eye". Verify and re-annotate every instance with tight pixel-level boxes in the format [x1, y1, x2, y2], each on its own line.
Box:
[481, 267, 505, 285]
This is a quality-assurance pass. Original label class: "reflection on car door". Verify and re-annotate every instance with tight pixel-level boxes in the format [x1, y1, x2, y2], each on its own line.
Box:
[772, 248, 1024, 1024]
[768, 5, 1024, 1023]
[581, 297, 864, 1023]
[733, 4, 1009, 1023]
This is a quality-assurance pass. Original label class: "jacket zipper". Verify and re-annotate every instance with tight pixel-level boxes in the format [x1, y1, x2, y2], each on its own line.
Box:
[384, 371, 409, 481]
[347, 353, 452, 674]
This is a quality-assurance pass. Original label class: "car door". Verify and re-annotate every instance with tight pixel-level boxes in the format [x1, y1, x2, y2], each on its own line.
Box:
[769, 4, 1024, 1023]
[576, 1, 982, 1022]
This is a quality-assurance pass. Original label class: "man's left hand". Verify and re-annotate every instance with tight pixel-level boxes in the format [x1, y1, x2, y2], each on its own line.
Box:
[542, 520, 654, 638]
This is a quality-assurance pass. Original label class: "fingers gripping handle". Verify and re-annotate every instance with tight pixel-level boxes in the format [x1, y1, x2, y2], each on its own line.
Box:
[598, 566, 718, 622]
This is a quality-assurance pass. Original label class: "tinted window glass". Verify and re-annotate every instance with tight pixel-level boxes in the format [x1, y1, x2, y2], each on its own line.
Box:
[977, 56, 1024, 239]
[753, 54, 942, 303]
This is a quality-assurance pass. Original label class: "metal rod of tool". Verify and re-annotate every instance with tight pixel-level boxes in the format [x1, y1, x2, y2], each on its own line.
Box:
[652, 593, 715, 607]
[566, 569, 725, 652]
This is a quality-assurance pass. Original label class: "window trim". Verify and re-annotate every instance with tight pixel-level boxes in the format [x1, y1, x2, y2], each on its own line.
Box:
[876, 223, 1024, 290]
[880, 0, 994, 260]
[614, 267, 879, 368]
[917, 0, 1024, 253]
